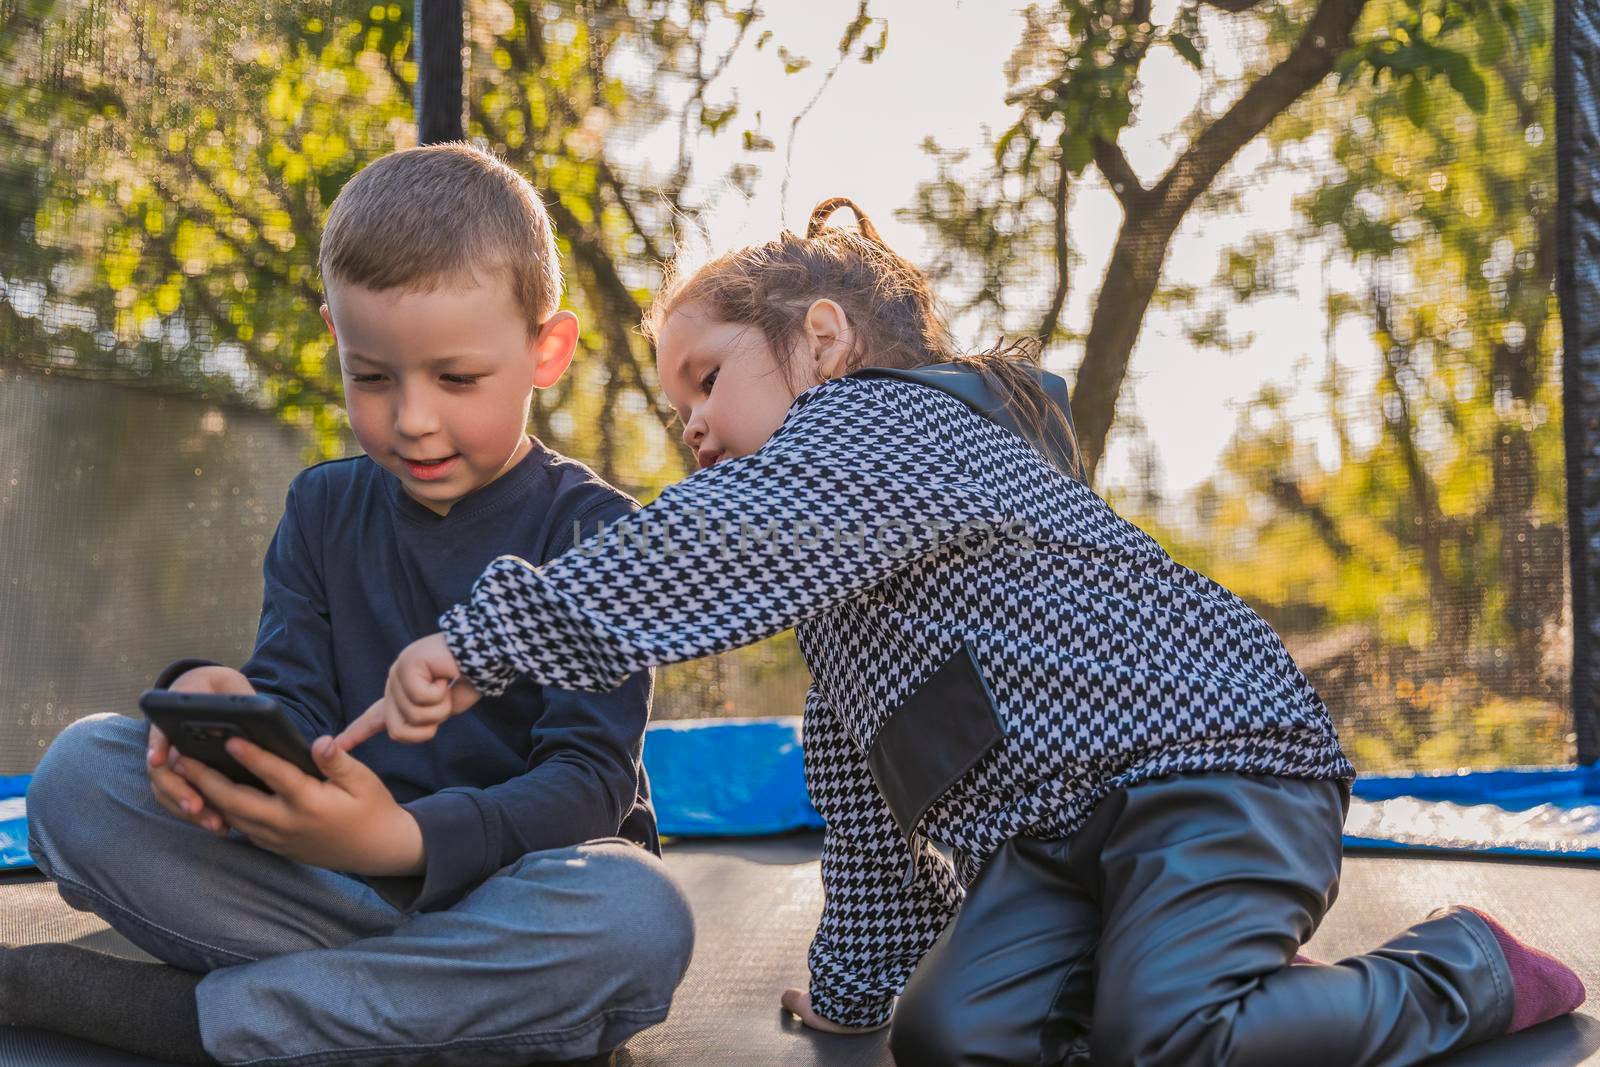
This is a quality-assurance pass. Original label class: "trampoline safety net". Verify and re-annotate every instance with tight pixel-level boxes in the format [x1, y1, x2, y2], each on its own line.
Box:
[0, 0, 1592, 782]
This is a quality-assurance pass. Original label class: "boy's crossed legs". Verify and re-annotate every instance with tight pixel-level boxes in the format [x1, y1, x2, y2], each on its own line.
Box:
[22, 712, 694, 1067]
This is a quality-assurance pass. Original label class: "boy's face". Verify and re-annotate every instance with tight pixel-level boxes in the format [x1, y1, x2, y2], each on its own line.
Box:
[321, 272, 576, 516]
[655, 298, 850, 469]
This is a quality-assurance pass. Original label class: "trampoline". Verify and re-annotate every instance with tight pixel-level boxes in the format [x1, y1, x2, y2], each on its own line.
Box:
[0, 835, 1596, 1066]
[4, 0, 1600, 1064]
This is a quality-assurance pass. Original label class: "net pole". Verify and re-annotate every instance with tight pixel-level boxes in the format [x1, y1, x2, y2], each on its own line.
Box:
[414, 0, 465, 144]
[1556, 0, 1600, 765]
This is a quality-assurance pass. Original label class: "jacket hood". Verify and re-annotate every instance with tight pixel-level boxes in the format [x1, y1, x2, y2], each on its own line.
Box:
[843, 361, 1079, 477]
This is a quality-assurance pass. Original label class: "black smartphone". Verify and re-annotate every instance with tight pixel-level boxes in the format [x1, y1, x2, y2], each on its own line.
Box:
[138, 689, 327, 792]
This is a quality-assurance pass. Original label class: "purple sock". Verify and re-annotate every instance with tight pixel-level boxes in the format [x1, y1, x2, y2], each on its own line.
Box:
[1461, 906, 1587, 1033]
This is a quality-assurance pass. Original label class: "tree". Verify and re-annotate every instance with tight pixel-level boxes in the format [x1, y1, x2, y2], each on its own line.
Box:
[0, 0, 885, 498]
[1328, 0, 1561, 687]
[904, 0, 1519, 484]
[1168, 0, 1562, 768]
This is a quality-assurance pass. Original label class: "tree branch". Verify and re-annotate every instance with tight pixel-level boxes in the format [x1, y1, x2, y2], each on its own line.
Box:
[1200, 0, 1272, 13]
[598, 159, 667, 266]
[780, 3, 869, 222]
[669, 5, 755, 209]
[1069, 0, 1369, 480]
[1039, 147, 1071, 343]
[463, 88, 688, 468]
[1150, 0, 1365, 225]
[1370, 285, 1458, 641]
[1265, 474, 1352, 559]
[544, 193, 681, 435]
[154, 225, 344, 411]
[145, 165, 324, 313]
[491, 31, 668, 266]
[1092, 135, 1146, 209]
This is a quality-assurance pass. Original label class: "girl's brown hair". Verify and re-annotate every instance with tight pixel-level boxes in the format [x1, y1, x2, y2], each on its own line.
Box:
[644, 197, 1083, 478]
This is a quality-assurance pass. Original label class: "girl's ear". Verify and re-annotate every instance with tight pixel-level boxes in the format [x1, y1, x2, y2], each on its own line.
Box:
[805, 299, 852, 379]
[530, 311, 580, 389]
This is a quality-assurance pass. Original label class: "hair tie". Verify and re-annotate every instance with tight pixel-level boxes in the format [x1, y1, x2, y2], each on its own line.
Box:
[806, 197, 885, 245]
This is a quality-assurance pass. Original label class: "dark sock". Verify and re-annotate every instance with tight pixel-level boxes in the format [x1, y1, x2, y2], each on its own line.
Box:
[2, 943, 216, 1065]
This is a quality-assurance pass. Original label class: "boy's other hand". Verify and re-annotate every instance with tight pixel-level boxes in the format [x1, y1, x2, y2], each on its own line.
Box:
[336, 633, 481, 750]
[147, 666, 256, 836]
[169, 665, 255, 696]
[170, 733, 425, 876]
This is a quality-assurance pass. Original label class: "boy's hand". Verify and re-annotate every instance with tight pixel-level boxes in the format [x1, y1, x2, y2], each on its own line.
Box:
[147, 666, 255, 836]
[780, 989, 887, 1034]
[168, 734, 424, 876]
[337, 633, 481, 750]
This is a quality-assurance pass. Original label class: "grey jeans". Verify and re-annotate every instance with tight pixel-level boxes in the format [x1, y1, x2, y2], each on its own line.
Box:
[24, 712, 696, 1067]
[891, 771, 1516, 1067]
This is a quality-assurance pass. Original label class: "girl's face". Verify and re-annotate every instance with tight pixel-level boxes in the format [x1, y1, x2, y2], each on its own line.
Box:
[655, 299, 850, 469]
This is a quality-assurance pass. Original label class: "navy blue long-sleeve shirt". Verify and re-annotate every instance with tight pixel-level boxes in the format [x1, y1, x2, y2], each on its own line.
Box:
[154, 438, 656, 914]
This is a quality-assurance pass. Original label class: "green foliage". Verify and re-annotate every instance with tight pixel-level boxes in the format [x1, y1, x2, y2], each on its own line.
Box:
[1160, 0, 1564, 770]
[0, 0, 854, 499]
[905, 0, 1567, 770]
[0, 0, 1572, 756]
[996, 1, 1156, 180]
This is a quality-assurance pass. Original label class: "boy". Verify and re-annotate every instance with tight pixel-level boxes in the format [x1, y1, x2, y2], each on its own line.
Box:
[19, 143, 693, 1067]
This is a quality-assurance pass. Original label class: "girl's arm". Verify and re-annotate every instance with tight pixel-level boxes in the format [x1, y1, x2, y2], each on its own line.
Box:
[438, 378, 1008, 695]
[801, 685, 964, 1027]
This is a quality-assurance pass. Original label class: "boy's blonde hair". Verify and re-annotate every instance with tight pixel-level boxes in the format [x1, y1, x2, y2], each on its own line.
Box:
[319, 143, 562, 331]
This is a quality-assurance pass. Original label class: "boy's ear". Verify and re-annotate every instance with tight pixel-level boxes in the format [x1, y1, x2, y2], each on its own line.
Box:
[530, 310, 580, 390]
[805, 299, 851, 380]
[319, 303, 337, 344]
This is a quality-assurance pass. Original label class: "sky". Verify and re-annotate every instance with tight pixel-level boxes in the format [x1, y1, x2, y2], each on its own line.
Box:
[615, 0, 1386, 506]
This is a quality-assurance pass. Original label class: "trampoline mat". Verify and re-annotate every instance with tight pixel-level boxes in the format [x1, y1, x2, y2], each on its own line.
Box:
[1, 836, 1598, 1066]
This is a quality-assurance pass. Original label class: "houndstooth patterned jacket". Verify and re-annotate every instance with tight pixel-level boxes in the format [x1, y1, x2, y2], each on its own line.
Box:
[439, 372, 1355, 1027]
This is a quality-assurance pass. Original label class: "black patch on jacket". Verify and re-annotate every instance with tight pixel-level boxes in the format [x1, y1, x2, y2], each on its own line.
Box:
[867, 640, 1006, 839]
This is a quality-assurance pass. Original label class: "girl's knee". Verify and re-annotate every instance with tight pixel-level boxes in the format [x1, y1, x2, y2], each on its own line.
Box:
[889, 964, 976, 1067]
[889, 998, 963, 1067]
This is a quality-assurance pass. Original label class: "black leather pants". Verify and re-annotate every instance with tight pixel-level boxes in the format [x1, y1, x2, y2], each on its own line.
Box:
[890, 772, 1514, 1067]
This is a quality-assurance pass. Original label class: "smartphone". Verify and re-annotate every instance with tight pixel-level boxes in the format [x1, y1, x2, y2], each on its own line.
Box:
[138, 689, 327, 792]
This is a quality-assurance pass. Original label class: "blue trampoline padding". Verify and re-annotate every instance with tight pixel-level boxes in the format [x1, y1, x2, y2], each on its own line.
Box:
[0, 719, 826, 868]
[4, 724, 1597, 865]
[0, 774, 32, 870]
[640, 720, 1600, 860]
[1345, 765, 1600, 861]
[642, 718, 824, 837]
[1351, 764, 1600, 807]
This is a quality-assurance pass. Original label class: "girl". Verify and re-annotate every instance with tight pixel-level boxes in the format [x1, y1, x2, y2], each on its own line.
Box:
[346, 198, 1585, 1065]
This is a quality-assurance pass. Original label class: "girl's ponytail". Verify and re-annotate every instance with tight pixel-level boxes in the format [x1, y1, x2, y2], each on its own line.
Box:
[805, 197, 885, 245]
